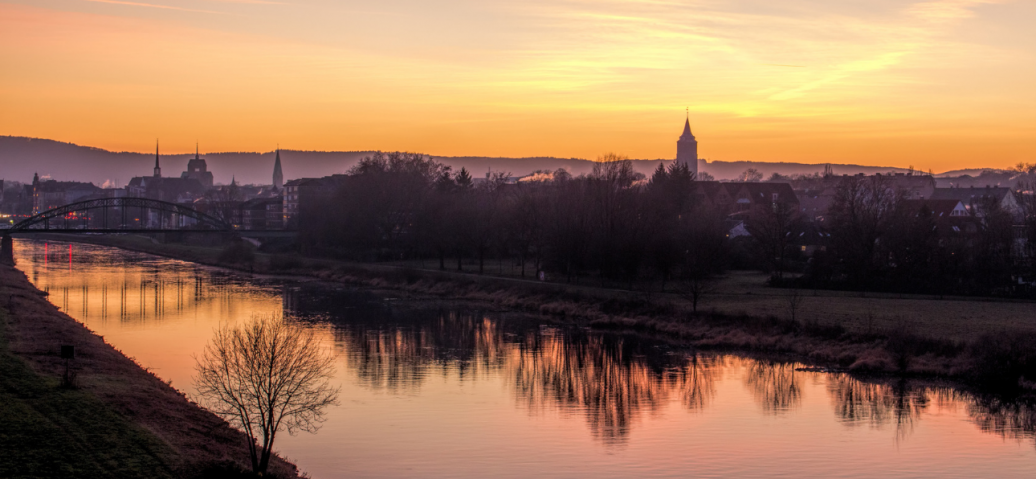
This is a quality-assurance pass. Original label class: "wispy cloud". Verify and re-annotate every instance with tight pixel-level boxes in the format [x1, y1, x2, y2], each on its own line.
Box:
[907, 0, 1002, 23]
[84, 0, 225, 14]
[207, 0, 289, 5]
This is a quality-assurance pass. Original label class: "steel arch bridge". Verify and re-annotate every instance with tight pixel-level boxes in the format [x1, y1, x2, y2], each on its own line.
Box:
[8, 197, 231, 233]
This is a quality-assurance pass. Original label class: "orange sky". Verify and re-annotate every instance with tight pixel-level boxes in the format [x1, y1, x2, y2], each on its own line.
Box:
[1, 0, 1034, 172]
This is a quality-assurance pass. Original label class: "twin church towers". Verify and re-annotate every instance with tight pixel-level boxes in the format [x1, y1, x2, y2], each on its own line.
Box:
[675, 115, 699, 176]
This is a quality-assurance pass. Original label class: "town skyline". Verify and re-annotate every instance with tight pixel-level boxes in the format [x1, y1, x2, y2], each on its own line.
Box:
[3, 1, 1034, 172]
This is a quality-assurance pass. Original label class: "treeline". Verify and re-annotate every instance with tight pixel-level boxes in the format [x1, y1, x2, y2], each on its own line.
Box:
[300, 152, 729, 290]
[298, 152, 1036, 298]
[814, 175, 1036, 296]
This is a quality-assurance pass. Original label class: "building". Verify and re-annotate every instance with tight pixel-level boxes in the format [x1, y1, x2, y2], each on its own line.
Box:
[126, 176, 206, 203]
[930, 186, 1020, 219]
[31, 173, 102, 214]
[692, 181, 799, 218]
[676, 116, 699, 177]
[283, 178, 317, 228]
[181, 144, 214, 188]
[792, 172, 937, 223]
[265, 200, 283, 230]
[153, 140, 161, 178]
[283, 176, 342, 229]
[240, 197, 282, 230]
[273, 149, 284, 190]
[900, 199, 982, 248]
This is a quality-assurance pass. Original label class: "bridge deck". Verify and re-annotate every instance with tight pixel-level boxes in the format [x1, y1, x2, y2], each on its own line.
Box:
[3, 229, 296, 237]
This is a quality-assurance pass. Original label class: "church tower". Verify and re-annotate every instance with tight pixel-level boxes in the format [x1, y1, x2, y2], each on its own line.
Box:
[273, 148, 283, 190]
[31, 172, 40, 215]
[153, 140, 161, 178]
[676, 116, 699, 177]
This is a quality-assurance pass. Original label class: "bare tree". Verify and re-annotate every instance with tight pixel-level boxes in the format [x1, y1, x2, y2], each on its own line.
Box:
[683, 273, 716, 315]
[195, 315, 339, 475]
[786, 286, 805, 322]
[746, 200, 797, 282]
[737, 168, 763, 182]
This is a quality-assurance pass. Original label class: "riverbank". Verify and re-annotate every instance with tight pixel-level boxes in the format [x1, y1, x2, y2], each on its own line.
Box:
[22, 233, 1036, 391]
[0, 263, 300, 478]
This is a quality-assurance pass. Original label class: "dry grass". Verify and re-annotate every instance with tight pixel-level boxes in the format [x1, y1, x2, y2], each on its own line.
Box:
[697, 271, 1036, 343]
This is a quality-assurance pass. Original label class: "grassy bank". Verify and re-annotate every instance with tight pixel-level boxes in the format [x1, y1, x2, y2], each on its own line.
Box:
[0, 308, 176, 478]
[25, 233, 1036, 392]
[0, 262, 300, 478]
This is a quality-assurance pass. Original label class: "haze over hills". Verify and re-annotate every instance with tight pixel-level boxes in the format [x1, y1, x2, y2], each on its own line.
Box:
[0, 136, 979, 187]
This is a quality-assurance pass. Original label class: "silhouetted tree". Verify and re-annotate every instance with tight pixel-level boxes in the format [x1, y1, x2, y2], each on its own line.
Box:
[827, 175, 899, 287]
[195, 315, 339, 475]
[746, 200, 797, 282]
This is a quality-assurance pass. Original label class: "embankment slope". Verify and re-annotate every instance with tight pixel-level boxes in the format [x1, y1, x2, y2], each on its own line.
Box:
[0, 264, 299, 478]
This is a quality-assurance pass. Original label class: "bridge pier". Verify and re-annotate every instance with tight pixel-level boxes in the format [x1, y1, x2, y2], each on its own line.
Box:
[1, 235, 13, 266]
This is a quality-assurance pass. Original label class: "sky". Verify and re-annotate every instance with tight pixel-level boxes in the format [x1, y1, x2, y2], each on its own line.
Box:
[1, 0, 1034, 172]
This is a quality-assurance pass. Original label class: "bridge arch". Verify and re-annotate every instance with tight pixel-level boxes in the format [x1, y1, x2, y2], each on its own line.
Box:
[8, 197, 231, 233]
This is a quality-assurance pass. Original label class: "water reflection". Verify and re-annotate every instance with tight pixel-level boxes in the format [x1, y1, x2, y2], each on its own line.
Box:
[318, 305, 717, 444]
[509, 329, 678, 443]
[828, 375, 929, 443]
[968, 396, 1036, 448]
[745, 361, 803, 414]
[14, 239, 1036, 477]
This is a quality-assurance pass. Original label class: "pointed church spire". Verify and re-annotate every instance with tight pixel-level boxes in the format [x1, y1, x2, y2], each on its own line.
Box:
[154, 139, 161, 177]
[195, 142, 199, 160]
[681, 117, 694, 140]
[272, 146, 284, 190]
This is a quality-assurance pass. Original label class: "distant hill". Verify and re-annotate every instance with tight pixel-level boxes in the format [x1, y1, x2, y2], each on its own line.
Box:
[934, 168, 1009, 178]
[0, 136, 930, 186]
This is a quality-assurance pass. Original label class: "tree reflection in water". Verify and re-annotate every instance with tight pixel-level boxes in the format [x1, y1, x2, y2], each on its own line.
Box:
[966, 395, 1036, 448]
[745, 361, 802, 414]
[330, 310, 719, 443]
[827, 375, 928, 443]
[334, 312, 507, 394]
[508, 328, 698, 444]
[317, 299, 1036, 449]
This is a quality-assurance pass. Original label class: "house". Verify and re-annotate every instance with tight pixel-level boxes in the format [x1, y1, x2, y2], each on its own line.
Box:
[930, 186, 1021, 219]
[240, 197, 282, 230]
[31, 174, 102, 214]
[693, 181, 799, 219]
[283, 176, 343, 229]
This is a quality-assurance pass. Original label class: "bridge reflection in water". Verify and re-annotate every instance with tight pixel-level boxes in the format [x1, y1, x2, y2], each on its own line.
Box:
[15, 238, 1036, 478]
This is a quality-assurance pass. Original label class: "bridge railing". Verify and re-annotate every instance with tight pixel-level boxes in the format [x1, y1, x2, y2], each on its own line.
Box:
[9, 197, 232, 233]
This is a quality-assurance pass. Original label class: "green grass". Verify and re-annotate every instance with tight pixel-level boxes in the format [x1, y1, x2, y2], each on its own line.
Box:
[0, 309, 178, 479]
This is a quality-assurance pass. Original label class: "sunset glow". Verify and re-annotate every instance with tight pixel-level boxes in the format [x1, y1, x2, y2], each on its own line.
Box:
[2, 0, 1034, 170]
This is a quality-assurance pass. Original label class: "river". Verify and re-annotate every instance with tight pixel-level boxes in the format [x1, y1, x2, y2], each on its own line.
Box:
[12, 239, 1036, 478]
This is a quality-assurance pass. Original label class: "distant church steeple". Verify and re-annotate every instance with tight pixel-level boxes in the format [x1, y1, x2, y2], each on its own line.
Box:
[676, 109, 699, 177]
[153, 139, 161, 177]
[273, 147, 284, 190]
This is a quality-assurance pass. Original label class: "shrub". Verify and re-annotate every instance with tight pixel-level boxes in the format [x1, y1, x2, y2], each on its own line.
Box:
[218, 240, 255, 266]
[268, 255, 302, 272]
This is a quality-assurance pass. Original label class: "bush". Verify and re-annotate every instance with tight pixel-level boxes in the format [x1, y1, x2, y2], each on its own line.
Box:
[268, 255, 302, 272]
[967, 332, 1036, 390]
[218, 240, 255, 266]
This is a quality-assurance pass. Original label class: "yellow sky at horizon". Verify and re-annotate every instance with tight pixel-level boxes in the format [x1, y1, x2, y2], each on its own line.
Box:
[1, 0, 1034, 172]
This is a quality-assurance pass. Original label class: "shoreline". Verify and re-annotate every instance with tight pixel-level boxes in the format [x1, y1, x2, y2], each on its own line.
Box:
[16, 233, 1036, 395]
[0, 261, 300, 478]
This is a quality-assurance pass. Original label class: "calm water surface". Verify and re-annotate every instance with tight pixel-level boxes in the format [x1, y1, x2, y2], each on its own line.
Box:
[13, 239, 1036, 478]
